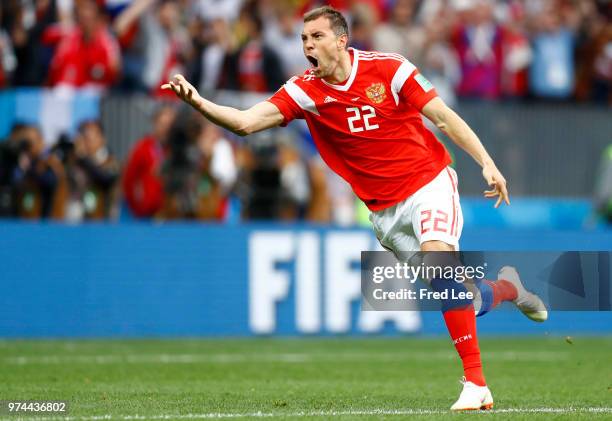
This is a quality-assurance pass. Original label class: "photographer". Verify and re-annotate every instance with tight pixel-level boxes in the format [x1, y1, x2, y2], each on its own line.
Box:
[4, 125, 66, 219]
[0, 124, 29, 216]
[57, 121, 120, 221]
[159, 110, 236, 220]
[194, 118, 237, 220]
[123, 105, 175, 218]
[158, 108, 201, 219]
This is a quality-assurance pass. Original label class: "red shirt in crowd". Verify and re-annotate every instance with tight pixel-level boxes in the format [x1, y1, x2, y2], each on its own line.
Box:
[122, 136, 166, 218]
[452, 24, 504, 99]
[43, 24, 120, 89]
[237, 41, 268, 93]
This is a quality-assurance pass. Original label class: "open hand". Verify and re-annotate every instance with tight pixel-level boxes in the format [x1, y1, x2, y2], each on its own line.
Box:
[161, 74, 202, 108]
[482, 163, 510, 208]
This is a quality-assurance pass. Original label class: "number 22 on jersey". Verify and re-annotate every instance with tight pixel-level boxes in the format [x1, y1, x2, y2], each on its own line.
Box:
[346, 106, 379, 133]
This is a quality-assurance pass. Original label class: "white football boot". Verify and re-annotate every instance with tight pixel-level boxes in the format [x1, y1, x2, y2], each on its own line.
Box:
[450, 377, 494, 411]
[498, 266, 548, 322]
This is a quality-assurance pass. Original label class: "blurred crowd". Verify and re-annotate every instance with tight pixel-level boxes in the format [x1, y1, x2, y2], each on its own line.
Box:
[1, 0, 612, 223]
[0, 0, 611, 102]
[0, 105, 341, 223]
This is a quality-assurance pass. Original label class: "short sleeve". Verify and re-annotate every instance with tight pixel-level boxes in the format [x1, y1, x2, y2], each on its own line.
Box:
[399, 70, 438, 111]
[387, 58, 438, 111]
[266, 82, 305, 126]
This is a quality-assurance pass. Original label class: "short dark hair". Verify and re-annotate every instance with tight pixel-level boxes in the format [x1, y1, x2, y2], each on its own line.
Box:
[303, 6, 349, 38]
[78, 119, 103, 134]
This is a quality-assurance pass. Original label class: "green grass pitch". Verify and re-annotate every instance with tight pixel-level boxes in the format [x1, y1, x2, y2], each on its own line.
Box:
[1, 337, 611, 420]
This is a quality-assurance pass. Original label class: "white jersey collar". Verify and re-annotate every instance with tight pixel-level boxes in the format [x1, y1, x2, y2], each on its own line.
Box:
[321, 48, 359, 91]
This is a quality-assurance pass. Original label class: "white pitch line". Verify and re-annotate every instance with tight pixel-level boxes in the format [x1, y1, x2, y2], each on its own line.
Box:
[2, 350, 570, 365]
[3, 407, 612, 421]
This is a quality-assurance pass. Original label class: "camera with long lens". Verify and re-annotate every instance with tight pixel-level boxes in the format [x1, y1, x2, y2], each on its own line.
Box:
[162, 112, 201, 217]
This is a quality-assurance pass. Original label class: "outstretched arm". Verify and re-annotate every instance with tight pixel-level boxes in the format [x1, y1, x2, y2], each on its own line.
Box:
[422, 97, 510, 208]
[113, 0, 154, 37]
[161, 74, 284, 137]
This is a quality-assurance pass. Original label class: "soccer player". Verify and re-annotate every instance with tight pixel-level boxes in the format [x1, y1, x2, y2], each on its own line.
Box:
[162, 6, 546, 411]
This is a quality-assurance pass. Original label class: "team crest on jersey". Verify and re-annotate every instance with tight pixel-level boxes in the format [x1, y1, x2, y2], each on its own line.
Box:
[365, 83, 387, 104]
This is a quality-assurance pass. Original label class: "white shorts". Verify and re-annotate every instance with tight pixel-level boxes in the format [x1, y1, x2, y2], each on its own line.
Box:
[369, 166, 463, 254]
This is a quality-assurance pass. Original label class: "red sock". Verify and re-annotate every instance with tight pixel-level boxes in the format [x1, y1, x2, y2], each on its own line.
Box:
[443, 305, 486, 386]
[486, 279, 518, 309]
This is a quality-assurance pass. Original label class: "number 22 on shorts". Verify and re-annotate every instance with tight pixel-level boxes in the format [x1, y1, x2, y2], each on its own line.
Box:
[420, 209, 450, 234]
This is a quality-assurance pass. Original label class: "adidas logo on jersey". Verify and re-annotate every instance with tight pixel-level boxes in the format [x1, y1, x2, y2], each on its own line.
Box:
[324, 96, 338, 103]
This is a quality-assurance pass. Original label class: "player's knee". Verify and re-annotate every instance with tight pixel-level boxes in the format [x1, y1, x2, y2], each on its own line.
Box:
[421, 240, 455, 252]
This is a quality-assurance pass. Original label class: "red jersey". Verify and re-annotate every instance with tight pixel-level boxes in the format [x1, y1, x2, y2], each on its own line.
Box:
[122, 136, 165, 218]
[267, 48, 451, 211]
[44, 25, 120, 89]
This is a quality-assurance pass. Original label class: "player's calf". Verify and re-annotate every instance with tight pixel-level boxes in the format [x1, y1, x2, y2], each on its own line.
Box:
[430, 277, 486, 387]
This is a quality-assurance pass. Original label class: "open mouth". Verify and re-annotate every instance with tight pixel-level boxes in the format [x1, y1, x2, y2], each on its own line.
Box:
[306, 55, 319, 68]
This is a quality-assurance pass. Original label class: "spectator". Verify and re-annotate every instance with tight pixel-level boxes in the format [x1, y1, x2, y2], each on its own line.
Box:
[421, 12, 461, 106]
[264, 4, 307, 79]
[194, 118, 237, 219]
[159, 110, 237, 220]
[0, 124, 30, 216]
[591, 22, 612, 105]
[196, 0, 244, 23]
[221, 3, 285, 93]
[236, 130, 305, 221]
[278, 139, 311, 220]
[63, 121, 120, 221]
[348, 2, 377, 51]
[237, 139, 281, 220]
[11, 125, 67, 219]
[158, 109, 204, 219]
[499, 1, 532, 98]
[417, 0, 446, 24]
[0, 6, 17, 88]
[372, 0, 426, 67]
[43, 0, 121, 90]
[122, 104, 176, 218]
[576, 2, 612, 105]
[528, 0, 577, 99]
[6, 0, 56, 87]
[197, 18, 234, 93]
[114, 0, 192, 98]
[451, 0, 505, 99]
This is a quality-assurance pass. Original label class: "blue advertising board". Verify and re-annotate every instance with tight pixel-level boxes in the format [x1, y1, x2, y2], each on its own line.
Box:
[0, 222, 611, 337]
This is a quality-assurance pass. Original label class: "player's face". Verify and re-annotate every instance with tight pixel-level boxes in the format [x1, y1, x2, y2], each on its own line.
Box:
[302, 17, 346, 78]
